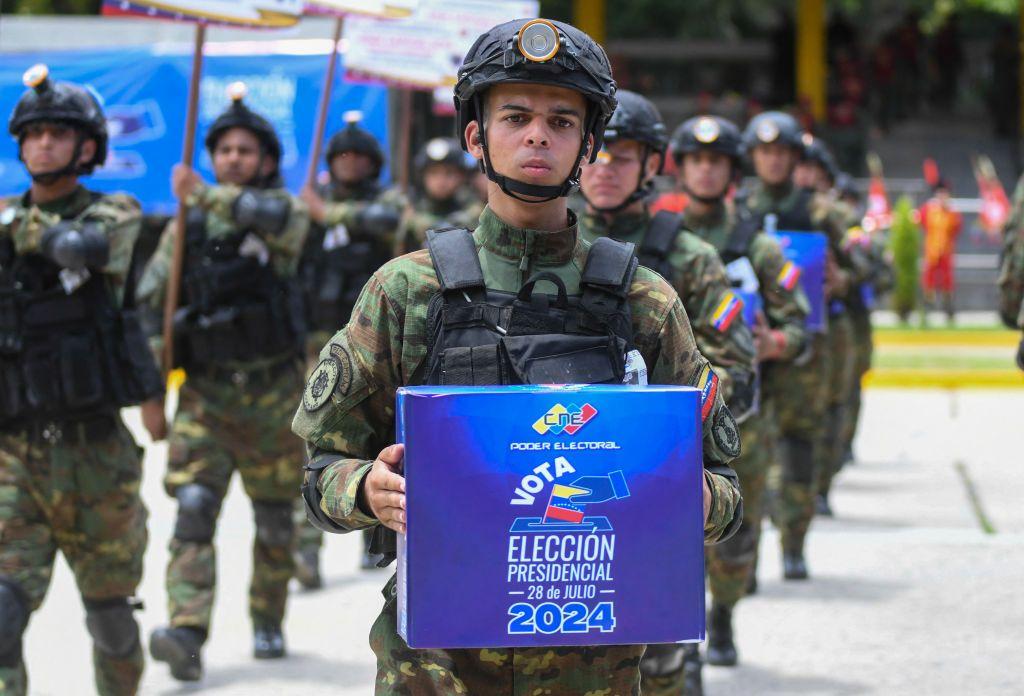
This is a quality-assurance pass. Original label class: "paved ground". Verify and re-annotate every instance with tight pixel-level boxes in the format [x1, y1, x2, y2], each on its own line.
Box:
[21, 389, 1024, 695]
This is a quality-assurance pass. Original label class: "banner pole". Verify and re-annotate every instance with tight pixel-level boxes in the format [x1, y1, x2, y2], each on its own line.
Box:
[306, 15, 345, 188]
[161, 22, 206, 377]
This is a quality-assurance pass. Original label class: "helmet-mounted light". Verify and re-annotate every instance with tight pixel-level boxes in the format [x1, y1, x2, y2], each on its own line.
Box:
[516, 19, 561, 63]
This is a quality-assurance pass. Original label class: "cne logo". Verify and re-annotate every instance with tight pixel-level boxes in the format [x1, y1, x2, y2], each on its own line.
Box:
[532, 403, 598, 436]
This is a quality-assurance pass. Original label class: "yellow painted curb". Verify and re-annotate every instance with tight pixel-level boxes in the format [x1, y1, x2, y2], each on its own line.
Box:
[864, 368, 1024, 389]
[874, 329, 1019, 348]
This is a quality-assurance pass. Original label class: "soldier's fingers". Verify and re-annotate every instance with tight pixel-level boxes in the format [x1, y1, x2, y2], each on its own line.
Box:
[371, 468, 405, 494]
[371, 491, 405, 512]
[378, 443, 405, 469]
[381, 518, 406, 535]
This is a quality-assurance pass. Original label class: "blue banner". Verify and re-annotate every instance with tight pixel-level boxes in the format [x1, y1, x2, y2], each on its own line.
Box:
[0, 46, 390, 214]
[771, 230, 829, 333]
[397, 385, 705, 649]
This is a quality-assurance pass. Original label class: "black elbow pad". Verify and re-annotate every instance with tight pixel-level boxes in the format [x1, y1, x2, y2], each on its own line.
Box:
[233, 189, 291, 237]
[41, 221, 110, 270]
[726, 368, 759, 425]
[356, 202, 401, 236]
[302, 454, 352, 534]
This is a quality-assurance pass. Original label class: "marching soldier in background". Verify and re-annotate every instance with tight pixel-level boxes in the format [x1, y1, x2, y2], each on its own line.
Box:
[293, 18, 742, 694]
[298, 112, 405, 572]
[397, 137, 483, 255]
[793, 133, 838, 197]
[998, 174, 1024, 371]
[739, 111, 864, 580]
[0, 65, 165, 696]
[138, 83, 309, 680]
[668, 114, 809, 688]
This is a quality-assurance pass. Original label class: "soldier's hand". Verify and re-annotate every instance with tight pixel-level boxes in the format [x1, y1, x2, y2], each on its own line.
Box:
[1016, 337, 1024, 372]
[172, 164, 202, 202]
[824, 252, 847, 298]
[752, 311, 782, 361]
[364, 444, 406, 534]
[703, 474, 712, 525]
[141, 397, 168, 442]
[300, 185, 327, 225]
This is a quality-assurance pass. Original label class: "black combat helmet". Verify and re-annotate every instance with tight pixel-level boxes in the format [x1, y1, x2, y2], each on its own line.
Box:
[583, 89, 666, 214]
[414, 137, 465, 173]
[454, 18, 617, 201]
[325, 110, 385, 180]
[671, 115, 743, 166]
[205, 82, 282, 165]
[741, 110, 805, 156]
[800, 133, 838, 184]
[8, 64, 109, 181]
[835, 172, 859, 202]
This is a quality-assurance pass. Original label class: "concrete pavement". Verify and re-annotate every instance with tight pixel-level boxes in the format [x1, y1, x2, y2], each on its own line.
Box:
[21, 389, 1024, 695]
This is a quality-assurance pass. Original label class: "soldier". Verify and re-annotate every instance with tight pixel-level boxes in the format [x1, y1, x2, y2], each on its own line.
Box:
[793, 133, 838, 195]
[293, 18, 743, 694]
[0, 65, 165, 696]
[575, 95, 757, 696]
[667, 114, 810, 685]
[739, 111, 863, 580]
[998, 174, 1024, 371]
[138, 83, 310, 680]
[299, 114, 405, 571]
[398, 137, 484, 254]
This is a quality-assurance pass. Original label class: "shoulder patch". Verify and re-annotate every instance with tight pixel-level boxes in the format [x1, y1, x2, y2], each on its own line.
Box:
[329, 343, 353, 398]
[695, 363, 720, 422]
[713, 407, 741, 458]
[303, 358, 340, 412]
[711, 292, 744, 332]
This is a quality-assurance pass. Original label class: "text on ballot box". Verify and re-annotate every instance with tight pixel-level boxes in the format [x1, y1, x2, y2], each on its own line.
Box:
[395, 384, 706, 649]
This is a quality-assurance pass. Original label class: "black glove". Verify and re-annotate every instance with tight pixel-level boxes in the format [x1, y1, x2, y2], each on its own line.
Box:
[356, 202, 401, 236]
[233, 189, 291, 237]
[40, 221, 109, 270]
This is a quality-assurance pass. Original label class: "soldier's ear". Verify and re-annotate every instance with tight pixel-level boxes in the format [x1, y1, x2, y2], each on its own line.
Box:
[77, 138, 97, 166]
[465, 121, 484, 159]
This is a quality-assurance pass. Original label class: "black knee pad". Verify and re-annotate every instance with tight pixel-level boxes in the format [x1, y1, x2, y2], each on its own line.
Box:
[253, 500, 295, 547]
[173, 483, 220, 543]
[780, 436, 816, 485]
[0, 577, 29, 668]
[84, 597, 140, 658]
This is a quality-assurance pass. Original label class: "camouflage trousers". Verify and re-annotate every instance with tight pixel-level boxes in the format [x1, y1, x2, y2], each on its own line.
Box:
[765, 333, 830, 554]
[0, 418, 147, 696]
[370, 574, 642, 695]
[164, 362, 305, 631]
[841, 310, 874, 457]
[707, 404, 772, 607]
[817, 314, 856, 499]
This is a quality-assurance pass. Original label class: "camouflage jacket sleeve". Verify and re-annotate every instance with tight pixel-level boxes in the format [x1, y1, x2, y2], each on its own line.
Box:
[750, 232, 809, 361]
[811, 191, 870, 297]
[190, 183, 310, 275]
[998, 224, 1024, 330]
[324, 186, 408, 257]
[136, 217, 175, 312]
[669, 231, 756, 401]
[630, 266, 743, 544]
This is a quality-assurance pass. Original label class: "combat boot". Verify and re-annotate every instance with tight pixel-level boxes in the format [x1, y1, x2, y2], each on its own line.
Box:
[254, 622, 286, 659]
[815, 493, 834, 517]
[294, 549, 323, 590]
[705, 603, 737, 667]
[783, 551, 809, 580]
[149, 626, 205, 682]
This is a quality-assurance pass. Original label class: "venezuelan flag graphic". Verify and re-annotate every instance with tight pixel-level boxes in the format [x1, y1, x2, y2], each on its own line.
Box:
[777, 261, 802, 291]
[543, 484, 590, 524]
[711, 292, 744, 332]
[696, 364, 719, 422]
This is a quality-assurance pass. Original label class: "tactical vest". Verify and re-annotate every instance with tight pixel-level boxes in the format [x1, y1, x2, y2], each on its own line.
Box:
[636, 211, 684, 280]
[173, 207, 305, 370]
[300, 185, 391, 333]
[0, 223, 162, 428]
[417, 227, 638, 387]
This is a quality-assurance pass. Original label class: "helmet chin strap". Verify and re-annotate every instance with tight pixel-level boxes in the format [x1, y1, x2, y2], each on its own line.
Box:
[475, 94, 596, 204]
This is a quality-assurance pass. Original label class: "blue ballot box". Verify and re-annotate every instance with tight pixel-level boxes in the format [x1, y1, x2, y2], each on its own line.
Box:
[771, 231, 829, 332]
[396, 384, 707, 649]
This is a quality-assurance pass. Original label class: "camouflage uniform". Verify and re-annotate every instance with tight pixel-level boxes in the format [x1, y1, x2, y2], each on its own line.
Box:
[998, 174, 1024, 365]
[138, 182, 308, 634]
[741, 180, 861, 558]
[0, 188, 148, 696]
[292, 207, 742, 694]
[682, 200, 808, 606]
[577, 208, 756, 407]
[299, 180, 407, 562]
[398, 191, 484, 256]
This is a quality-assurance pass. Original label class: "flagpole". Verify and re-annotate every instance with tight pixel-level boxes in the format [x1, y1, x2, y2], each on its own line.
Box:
[305, 15, 345, 188]
[397, 88, 413, 191]
[161, 22, 206, 376]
